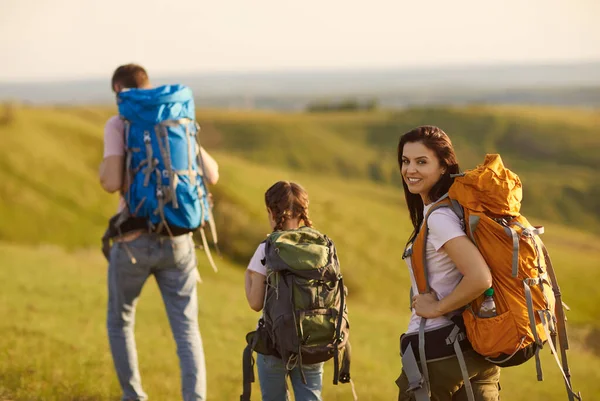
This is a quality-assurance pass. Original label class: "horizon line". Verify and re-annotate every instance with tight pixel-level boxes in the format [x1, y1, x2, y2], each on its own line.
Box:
[2, 58, 600, 86]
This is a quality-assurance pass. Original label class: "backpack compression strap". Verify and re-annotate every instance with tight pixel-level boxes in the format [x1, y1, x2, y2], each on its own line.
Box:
[401, 345, 429, 401]
[240, 344, 255, 401]
[541, 244, 582, 401]
[194, 124, 220, 273]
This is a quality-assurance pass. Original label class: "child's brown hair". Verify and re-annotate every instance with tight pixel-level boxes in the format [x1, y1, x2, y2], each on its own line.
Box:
[265, 181, 313, 231]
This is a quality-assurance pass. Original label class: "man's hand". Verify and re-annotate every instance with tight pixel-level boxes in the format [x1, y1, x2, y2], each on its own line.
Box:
[412, 292, 443, 319]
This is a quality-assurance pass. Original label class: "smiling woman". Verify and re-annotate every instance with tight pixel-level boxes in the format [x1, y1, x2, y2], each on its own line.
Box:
[395, 126, 498, 401]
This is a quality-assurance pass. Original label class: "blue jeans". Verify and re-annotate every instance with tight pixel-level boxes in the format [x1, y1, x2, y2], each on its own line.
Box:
[107, 233, 206, 401]
[256, 354, 324, 401]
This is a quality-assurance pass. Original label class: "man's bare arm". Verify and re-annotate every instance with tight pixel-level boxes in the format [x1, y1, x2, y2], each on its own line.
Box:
[99, 155, 124, 193]
[199, 147, 219, 185]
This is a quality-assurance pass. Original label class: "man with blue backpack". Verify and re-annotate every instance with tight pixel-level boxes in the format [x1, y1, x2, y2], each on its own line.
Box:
[99, 64, 219, 401]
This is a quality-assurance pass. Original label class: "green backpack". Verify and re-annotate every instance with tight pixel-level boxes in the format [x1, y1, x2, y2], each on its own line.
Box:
[241, 227, 351, 400]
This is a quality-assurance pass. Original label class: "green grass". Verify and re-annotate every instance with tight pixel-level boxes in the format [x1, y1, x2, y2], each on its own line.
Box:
[1, 104, 599, 400]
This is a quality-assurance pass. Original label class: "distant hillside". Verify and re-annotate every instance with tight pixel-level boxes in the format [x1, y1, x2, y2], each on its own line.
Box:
[196, 105, 600, 233]
[1, 61, 600, 108]
[1, 104, 599, 251]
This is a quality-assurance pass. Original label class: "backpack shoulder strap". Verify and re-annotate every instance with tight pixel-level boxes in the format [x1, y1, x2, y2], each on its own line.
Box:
[408, 197, 456, 294]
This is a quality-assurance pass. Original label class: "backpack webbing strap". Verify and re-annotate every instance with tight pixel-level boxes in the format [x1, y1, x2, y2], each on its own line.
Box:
[154, 125, 171, 180]
[153, 169, 175, 239]
[485, 336, 528, 365]
[418, 318, 431, 397]
[504, 226, 520, 277]
[183, 122, 196, 186]
[339, 342, 352, 383]
[403, 243, 415, 311]
[348, 379, 359, 401]
[154, 124, 180, 210]
[541, 245, 582, 401]
[401, 344, 429, 401]
[123, 120, 133, 206]
[449, 199, 464, 221]
[468, 215, 480, 241]
[513, 221, 545, 237]
[195, 130, 221, 256]
[447, 325, 475, 401]
[333, 347, 339, 386]
[333, 276, 346, 385]
[161, 125, 177, 206]
[538, 311, 582, 401]
[523, 278, 544, 381]
[142, 131, 154, 187]
[199, 227, 218, 273]
[208, 209, 221, 256]
[240, 344, 255, 401]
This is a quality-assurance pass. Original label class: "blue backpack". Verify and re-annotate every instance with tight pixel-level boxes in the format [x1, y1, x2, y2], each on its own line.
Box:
[117, 85, 218, 270]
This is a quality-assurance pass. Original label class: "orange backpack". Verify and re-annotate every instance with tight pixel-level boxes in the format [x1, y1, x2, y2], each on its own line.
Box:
[410, 154, 581, 401]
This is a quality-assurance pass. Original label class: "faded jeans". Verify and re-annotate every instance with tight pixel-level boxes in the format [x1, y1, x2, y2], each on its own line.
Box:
[256, 353, 324, 401]
[107, 233, 206, 401]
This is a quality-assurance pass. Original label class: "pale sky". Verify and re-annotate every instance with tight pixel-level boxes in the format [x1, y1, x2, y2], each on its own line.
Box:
[1, 0, 599, 82]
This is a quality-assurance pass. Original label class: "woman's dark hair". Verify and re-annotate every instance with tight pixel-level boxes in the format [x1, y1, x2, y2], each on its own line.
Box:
[265, 181, 313, 231]
[398, 125, 460, 242]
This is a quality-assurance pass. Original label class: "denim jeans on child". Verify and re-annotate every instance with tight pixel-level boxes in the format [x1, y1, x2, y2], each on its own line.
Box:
[256, 353, 324, 401]
[107, 233, 206, 401]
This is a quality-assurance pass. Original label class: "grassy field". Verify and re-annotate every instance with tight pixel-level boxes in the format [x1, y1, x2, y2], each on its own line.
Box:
[0, 104, 599, 400]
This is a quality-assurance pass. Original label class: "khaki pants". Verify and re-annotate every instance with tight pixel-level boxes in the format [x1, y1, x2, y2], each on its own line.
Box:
[396, 350, 501, 401]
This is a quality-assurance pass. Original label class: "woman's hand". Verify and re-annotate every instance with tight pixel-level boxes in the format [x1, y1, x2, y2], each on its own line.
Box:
[412, 292, 443, 319]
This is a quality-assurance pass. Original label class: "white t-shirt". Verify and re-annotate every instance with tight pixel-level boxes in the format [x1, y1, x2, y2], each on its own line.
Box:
[247, 242, 267, 326]
[247, 242, 267, 276]
[405, 204, 466, 334]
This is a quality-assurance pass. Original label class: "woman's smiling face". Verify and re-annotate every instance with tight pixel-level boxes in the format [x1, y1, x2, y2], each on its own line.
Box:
[401, 141, 446, 204]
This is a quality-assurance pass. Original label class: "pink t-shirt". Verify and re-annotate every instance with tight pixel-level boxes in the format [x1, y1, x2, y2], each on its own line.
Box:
[405, 205, 466, 333]
[103, 116, 126, 158]
[102, 116, 220, 211]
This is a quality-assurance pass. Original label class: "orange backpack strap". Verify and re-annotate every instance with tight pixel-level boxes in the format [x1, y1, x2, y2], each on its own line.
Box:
[405, 196, 463, 294]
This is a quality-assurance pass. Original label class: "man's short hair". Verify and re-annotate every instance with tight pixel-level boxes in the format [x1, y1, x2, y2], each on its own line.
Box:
[111, 64, 149, 92]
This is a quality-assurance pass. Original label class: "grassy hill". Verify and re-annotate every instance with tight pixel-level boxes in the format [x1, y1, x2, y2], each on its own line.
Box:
[0, 104, 599, 400]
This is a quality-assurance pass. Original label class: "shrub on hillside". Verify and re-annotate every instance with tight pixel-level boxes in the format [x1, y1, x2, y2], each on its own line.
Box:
[306, 98, 379, 113]
[0, 102, 16, 125]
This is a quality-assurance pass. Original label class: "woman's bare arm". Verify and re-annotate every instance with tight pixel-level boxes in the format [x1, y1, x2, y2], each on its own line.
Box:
[413, 236, 492, 318]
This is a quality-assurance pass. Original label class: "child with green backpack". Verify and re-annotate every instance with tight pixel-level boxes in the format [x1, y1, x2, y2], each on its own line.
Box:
[242, 180, 351, 401]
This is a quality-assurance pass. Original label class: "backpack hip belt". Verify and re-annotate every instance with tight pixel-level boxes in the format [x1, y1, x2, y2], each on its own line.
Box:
[400, 317, 472, 363]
